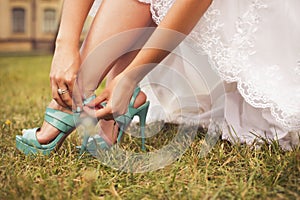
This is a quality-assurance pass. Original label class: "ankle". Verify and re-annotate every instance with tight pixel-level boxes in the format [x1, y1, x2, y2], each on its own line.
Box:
[49, 100, 73, 114]
[133, 91, 147, 108]
[98, 120, 118, 145]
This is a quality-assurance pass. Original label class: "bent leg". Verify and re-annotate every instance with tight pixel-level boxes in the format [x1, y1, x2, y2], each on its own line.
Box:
[98, 50, 148, 144]
[77, 0, 154, 98]
[35, 0, 154, 144]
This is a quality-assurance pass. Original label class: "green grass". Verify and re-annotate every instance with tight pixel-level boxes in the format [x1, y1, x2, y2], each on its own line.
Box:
[0, 55, 299, 199]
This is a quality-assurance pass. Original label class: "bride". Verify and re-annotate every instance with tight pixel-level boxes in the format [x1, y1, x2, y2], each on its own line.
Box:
[16, 0, 300, 156]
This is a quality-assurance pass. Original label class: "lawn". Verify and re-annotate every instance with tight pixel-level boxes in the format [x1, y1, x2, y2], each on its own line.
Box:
[0, 55, 299, 199]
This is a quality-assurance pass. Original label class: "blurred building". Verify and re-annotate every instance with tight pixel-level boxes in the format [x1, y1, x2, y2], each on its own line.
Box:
[0, 0, 63, 52]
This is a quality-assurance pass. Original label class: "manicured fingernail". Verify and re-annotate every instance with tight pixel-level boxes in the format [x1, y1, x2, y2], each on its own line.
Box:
[76, 106, 82, 113]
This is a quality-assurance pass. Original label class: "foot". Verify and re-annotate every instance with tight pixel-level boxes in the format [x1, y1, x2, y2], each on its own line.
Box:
[97, 90, 147, 144]
[25, 91, 146, 145]
[22, 100, 73, 144]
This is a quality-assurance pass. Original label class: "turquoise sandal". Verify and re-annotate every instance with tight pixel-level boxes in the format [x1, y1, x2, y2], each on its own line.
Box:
[80, 87, 149, 155]
[16, 108, 80, 155]
[16, 96, 96, 156]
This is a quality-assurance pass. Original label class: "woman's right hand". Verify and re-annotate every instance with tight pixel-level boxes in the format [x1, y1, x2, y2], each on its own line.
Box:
[83, 73, 137, 120]
[49, 44, 82, 110]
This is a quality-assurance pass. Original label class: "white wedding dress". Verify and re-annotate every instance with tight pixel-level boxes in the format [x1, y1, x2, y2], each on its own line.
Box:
[89, 0, 300, 150]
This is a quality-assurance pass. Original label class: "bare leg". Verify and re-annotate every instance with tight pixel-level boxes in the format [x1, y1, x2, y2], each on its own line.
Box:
[78, 0, 154, 98]
[34, 0, 153, 144]
[98, 50, 148, 144]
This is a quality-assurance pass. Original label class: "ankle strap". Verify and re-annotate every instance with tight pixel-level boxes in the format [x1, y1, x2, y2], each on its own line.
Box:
[129, 87, 140, 107]
[83, 94, 96, 105]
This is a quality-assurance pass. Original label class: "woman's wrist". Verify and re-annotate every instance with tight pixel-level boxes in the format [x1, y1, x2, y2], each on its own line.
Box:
[55, 36, 80, 52]
[115, 73, 139, 90]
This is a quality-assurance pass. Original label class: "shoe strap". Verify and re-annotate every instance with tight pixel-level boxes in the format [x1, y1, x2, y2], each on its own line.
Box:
[129, 87, 140, 107]
[97, 88, 139, 109]
[96, 87, 140, 117]
[44, 108, 79, 133]
[21, 127, 42, 148]
[88, 136, 110, 150]
[83, 94, 96, 105]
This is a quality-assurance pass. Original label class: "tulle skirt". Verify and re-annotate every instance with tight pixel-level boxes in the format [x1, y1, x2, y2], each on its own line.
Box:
[89, 0, 300, 149]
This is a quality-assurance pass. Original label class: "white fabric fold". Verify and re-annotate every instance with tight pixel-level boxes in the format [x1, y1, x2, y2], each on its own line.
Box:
[88, 0, 300, 149]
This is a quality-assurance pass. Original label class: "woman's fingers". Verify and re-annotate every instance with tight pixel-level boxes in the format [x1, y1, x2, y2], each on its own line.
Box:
[84, 91, 116, 120]
[57, 80, 73, 107]
[83, 105, 114, 120]
[59, 89, 73, 108]
[85, 91, 108, 107]
[51, 79, 69, 108]
[51, 74, 82, 109]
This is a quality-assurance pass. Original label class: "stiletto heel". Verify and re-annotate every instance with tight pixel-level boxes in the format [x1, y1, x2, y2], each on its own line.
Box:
[135, 102, 149, 151]
[114, 87, 149, 150]
[80, 87, 150, 154]
[79, 133, 90, 155]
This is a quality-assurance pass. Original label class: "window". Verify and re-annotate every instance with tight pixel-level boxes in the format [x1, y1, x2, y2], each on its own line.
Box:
[12, 8, 25, 33]
[43, 9, 56, 33]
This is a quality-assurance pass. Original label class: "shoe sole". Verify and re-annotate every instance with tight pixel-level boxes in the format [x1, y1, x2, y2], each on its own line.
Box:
[15, 127, 76, 156]
[16, 136, 55, 155]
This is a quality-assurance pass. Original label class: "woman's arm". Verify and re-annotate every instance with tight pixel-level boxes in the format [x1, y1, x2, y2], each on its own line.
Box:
[85, 0, 212, 118]
[55, 0, 94, 49]
[50, 0, 94, 109]
[124, 0, 213, 84]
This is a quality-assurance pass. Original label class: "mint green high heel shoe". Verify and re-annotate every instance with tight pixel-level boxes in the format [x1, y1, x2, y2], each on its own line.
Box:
[16, 95, 96, 156]
[15, 108, 80, 155]
[80, 87, 149, 155]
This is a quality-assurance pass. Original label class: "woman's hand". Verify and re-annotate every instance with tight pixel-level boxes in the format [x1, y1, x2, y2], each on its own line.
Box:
[48, 0, 94, 109]
[50, 45, 82, 110]
[83, 74, 137, 120]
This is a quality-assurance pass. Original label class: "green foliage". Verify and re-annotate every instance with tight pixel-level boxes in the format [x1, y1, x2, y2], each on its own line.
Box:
[0, 55, 299, 199]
